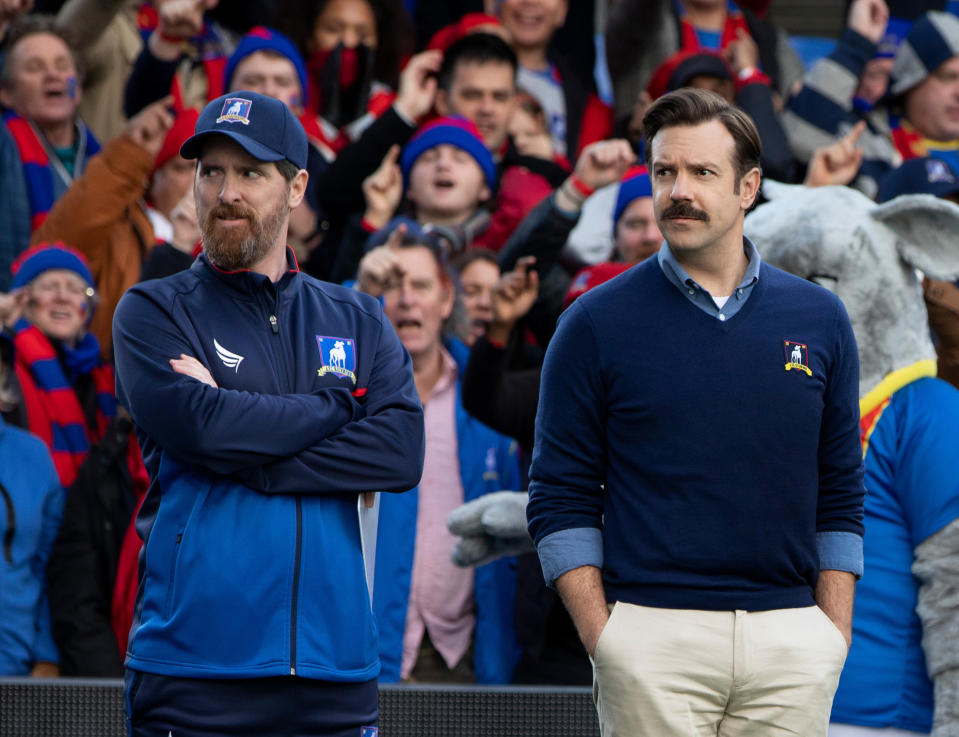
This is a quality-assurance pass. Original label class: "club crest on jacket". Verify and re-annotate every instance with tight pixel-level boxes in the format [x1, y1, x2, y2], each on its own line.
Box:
[317, 336, 357, 383]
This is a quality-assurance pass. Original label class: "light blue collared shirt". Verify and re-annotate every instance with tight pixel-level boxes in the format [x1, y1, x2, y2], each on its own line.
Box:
[536, 236, 863, 587]
[656, 236, 762, 321]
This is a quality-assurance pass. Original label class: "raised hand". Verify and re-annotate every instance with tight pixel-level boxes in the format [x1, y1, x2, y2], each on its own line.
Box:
[574, 139, 635, 192]
[356, 224, 407, 299]
[723, 28, 760, 76]
[487, 256, 539, 344]
[0, 288, 26, 329]
[0, 0, 33, 26]
[847, 0, 890, 45]
[124, 96, 176, 157]
[155, 0, 209, 40]
[804, 121, 866, 188]
[394, 50, 442, 123]
[170, 189, 200, 253]
[362, 144, 403, 231]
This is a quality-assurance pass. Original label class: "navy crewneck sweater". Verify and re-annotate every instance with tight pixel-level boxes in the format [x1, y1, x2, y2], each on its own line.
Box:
[527, 257, 865, 611]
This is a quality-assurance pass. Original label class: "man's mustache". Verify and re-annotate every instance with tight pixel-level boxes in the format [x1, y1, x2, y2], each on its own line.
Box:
[207, 205, 255, 221]
[662, 202, 709, 222]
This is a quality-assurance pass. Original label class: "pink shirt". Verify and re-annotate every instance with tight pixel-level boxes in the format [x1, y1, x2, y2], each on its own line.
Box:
[400, 349, 475, 678]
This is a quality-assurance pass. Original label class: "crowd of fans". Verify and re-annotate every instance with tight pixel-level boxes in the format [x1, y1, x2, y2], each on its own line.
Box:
[2, 0, 959, 693]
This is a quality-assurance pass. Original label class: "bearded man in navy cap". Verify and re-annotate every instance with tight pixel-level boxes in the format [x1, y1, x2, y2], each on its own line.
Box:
[112, 91, 425, 737]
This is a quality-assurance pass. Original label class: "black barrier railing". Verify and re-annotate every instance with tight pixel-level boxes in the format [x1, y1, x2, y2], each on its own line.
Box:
[0, 679, 600, 737]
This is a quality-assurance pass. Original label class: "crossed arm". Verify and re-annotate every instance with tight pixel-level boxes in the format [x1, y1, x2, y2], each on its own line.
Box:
[112, 288, 424, 493]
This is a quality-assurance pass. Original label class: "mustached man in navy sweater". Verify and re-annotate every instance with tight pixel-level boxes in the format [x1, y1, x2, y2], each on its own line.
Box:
[112, 92, 424, 737]
[527, 88, 865, 737]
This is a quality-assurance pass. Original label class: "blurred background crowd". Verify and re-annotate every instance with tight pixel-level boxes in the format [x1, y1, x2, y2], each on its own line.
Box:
[2, 0, 959, 724]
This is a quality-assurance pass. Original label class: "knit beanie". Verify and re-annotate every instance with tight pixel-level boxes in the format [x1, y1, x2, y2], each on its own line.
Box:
[400, 116, 497, 191]
[612, 165, 653, 229]
[224, 27, 309, 106]
[11, 242, 95, 291]
[891, 11, 959, 96]
[152, 108, 200, 174]
[646, 51, 732, 101]
[427, 13, 503, 52]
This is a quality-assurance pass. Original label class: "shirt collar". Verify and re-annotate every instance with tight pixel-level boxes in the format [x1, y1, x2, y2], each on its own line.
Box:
[657, 236, 762, 296]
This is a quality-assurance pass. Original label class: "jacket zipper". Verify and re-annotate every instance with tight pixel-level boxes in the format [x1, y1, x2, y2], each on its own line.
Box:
[270, 289, 279, 334]
[267, 282, 296, 673]
[291, 497, 302, 675]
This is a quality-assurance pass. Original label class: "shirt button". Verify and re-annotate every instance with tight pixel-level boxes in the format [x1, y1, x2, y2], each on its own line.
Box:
[688, 288, 695, 295]
[719, 314, 726, 321]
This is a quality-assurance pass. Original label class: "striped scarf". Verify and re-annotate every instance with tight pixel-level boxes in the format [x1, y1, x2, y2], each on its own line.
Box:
[2, 112, 101, 231]
[299, 86, 395, 160]
[13, 320, 116, 487]
[890, 118, 959, 174]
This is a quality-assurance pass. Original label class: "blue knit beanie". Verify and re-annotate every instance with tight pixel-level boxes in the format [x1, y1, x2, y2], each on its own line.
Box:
[400, 116, 497, 191]
[612, 166, 653, 231]
[891, 12, 959, 95]
[11, 242, 95, 291]
[224, 27, 309, 108]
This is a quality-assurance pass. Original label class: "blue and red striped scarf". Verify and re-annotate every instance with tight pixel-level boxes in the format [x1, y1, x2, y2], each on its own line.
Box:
[891, 118, 959, 175]
[13, 320, 116, 487]
[2, 112, 101, 232]
[676, 0, 751, 53]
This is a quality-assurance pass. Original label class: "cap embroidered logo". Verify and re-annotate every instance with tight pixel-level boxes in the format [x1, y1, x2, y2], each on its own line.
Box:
[216, 97, 253, 125]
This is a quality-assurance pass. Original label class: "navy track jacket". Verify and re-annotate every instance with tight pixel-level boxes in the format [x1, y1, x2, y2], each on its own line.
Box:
[112, 252, 424, 681]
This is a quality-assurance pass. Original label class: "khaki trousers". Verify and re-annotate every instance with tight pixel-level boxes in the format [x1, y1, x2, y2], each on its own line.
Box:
[591, 603, 848, 737]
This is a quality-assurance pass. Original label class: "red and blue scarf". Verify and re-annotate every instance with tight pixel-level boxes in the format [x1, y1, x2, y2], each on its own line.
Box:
[13, 320, 116, 487]
[2, 112, 100, 231]
[890, 118, 959, 175]
[677, 0, 750, 53]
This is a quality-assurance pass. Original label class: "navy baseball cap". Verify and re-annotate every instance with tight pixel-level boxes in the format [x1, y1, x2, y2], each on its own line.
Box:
[877, 157, 959, 203]
[180, 90, 308, 170]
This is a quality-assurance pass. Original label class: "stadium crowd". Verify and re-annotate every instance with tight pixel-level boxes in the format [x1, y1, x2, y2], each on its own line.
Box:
[2, 0, 959, 734]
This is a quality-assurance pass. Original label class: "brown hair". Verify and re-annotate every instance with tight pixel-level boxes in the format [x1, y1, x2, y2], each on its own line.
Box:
[450, 247, 498, 276]
[0, 15, 82, 91]
[514, 91, 548, 131]
[642, 87, 761, 188]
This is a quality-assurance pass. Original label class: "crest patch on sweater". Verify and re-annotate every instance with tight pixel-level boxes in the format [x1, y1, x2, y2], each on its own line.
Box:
[317, 336, 357, 383]
[784, 340, 812, 376]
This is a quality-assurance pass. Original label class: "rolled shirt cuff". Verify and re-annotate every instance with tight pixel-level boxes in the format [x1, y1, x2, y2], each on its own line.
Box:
[536, 527, 603, 586]
[817, 530, 864, 578]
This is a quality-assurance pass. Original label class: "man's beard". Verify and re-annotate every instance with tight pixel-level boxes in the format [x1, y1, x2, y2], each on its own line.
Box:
[201, 199, 288, 271]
